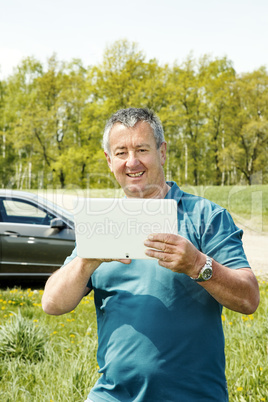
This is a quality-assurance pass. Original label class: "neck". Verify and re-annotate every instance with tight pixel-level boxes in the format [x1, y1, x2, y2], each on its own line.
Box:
[124, 181, 170, 199]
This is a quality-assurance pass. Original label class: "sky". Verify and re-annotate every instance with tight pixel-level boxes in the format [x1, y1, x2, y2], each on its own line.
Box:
[0, 0, 267, 79]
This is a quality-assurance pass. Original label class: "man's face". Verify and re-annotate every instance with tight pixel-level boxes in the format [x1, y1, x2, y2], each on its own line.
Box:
[105, 121, 167, 198]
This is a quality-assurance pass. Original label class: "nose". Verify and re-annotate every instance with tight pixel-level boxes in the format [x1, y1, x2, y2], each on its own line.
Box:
[126, 151, 140, 169]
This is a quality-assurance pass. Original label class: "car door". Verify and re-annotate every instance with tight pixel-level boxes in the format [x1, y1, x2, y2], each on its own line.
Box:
[0, 197, 75, 277]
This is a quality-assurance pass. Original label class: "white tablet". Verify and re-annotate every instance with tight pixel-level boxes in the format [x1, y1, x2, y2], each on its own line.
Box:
[73, 198, 178, 259]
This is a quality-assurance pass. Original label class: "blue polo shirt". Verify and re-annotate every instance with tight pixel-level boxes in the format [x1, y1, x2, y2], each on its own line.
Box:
[64, 182, 250, 401]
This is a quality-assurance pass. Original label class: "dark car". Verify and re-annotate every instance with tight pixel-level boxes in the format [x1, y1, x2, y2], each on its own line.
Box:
[0, 190, 75, 280]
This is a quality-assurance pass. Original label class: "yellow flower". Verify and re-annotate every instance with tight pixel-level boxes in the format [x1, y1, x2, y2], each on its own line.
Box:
[221, 315, 226, 322]
[10, 289, 18, 293]
[33, 319, 38, 323]
[70, 334, 75, 338]
[229, 322, 233, 325]
[237, 387, 243, 391]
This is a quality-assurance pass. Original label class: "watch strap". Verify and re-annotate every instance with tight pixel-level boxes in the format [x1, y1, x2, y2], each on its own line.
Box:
[191, 255, 213, 282]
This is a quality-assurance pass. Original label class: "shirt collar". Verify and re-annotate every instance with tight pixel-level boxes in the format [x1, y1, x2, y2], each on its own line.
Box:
[165, 181, 183, 203]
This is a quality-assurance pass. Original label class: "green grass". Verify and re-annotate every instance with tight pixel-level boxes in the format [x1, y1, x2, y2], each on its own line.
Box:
[223, 278, 268, 401]
[0, 311, 49, 362]
[0, 288, 99, 401]
[0, 281, 267, 401]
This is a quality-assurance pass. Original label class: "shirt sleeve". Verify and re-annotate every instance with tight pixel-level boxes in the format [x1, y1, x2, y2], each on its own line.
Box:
[61, 245, 93, 291]
[62, 245, 78, 266]
[201, 208, 251, 269]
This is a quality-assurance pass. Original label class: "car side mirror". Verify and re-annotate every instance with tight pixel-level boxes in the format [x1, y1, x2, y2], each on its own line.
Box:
[50, 217, 66, 230]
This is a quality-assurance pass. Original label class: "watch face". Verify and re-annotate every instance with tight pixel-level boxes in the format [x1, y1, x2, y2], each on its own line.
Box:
[203, 268, 212, 280]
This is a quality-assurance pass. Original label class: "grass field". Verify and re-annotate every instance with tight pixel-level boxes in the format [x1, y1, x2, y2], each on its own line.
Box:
[0, 280, 267, 401]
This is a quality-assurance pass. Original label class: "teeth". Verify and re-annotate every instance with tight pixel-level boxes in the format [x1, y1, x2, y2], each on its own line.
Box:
[128, 172, 143, 177]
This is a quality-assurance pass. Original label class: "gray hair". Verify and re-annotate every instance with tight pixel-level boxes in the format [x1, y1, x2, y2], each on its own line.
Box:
[102, 108, 165, 154]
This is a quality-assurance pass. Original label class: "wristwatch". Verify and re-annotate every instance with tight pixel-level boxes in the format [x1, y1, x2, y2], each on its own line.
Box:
[191, 256, 213, 282]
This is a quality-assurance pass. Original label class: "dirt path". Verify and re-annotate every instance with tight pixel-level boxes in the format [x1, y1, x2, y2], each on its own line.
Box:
[241, 228, 268, 279]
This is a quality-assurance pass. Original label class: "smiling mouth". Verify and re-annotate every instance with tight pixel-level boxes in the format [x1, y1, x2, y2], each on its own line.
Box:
[126, 172, 144, 177]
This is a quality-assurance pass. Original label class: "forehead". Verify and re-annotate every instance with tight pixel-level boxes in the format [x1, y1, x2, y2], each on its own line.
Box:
[109, 121, 156, 149]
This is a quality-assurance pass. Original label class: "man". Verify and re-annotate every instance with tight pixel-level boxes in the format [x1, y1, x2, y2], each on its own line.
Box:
[42, 108, 259, 401]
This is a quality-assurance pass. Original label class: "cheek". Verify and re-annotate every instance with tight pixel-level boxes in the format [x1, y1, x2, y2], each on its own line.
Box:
[146, 155, 160, 168]
[111, 160, 124, 174]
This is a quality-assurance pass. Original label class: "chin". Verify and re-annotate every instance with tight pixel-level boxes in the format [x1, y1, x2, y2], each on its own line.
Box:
[123, 184, 146, 198]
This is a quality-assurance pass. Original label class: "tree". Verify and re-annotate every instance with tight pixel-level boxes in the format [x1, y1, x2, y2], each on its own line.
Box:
[200, 56, 236, 185]
[223, 67, 268, 184]
[166, 57, 207, 185]
[3, 57, 44, 188]
[0, 78, 17, 187]
[1, 43, 267, 189]
[90, 39, 146, 112]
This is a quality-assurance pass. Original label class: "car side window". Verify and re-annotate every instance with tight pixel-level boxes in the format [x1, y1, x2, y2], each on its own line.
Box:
[2, 199, 54, 225]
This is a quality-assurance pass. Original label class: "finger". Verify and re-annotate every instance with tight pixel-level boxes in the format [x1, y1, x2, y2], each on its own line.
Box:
[144, 239, 176, 253]
[145, 248, 173, 262]
[118, 259, 132, 264]
[98, 258, 132, 264]
[147, 233, 180, 245]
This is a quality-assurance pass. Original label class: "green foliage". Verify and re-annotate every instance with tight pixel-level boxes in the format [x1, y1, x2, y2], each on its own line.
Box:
[0, 288, 99, 401]
[223, 279, 268, 400]
[0, 311, 49, 362]
[0, 40, 268, 188]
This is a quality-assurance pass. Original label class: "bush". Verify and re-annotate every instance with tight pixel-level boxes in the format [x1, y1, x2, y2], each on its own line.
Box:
[0, 311, 49, 363]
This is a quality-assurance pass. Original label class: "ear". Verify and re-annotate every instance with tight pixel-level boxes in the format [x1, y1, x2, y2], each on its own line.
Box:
[104, 151, 113, 172]
[159, 142, 167, 166]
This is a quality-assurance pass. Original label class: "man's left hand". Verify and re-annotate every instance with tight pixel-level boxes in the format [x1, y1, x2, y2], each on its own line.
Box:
[144, 233, 206, 277]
